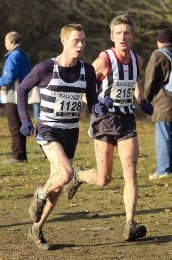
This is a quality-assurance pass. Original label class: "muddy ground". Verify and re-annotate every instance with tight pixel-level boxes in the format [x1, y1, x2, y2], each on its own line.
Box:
[0, 118, 172, 260]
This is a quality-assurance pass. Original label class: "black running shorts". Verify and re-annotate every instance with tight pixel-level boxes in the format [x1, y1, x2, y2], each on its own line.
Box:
[88, 112, 137, 146]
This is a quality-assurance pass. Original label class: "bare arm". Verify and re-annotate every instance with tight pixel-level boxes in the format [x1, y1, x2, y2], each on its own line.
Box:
[92, 52, 109, 80]
[134, 55, 145, 104]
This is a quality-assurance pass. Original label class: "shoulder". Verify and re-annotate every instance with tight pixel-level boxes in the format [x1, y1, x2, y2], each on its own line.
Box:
[136, 54, 143, 65]
[93, 50, 110, 69]
[81, 61, 96, 82]
[153, 48, 172, 60]
[34, 59, 54, 72]
[37, 58, 54, 67]
[7, 49, 27, 61]
[133, 52, 143, 70]
[92, 50, 111, 80]
[149, 49, 169, 66]
[7, 49, 20, 60]
[96, 50, 110, 65]
[82, 61, 95, 73]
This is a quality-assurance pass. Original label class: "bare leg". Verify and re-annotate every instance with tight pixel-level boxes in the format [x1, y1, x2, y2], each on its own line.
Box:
[34, 141, 73, 227]
[42, 142, 73, 194]
[76, 139, 114, 186]
[28, 141, 75, 249]
[37, 164, 63, 227]
[118, 137, 139, 223]
[66, 139, 114, 200]
[38, 190, 62, 227]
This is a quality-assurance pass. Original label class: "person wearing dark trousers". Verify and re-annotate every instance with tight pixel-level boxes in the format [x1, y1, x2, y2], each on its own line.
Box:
[144, 29, 172, 180]
[0, 31, 31, 163]
[5, 103, 27, 161]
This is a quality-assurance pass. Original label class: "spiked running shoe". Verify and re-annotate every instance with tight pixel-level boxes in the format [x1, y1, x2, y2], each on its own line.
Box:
[124, 221, 147, 241]
[66, 165, 83, 200]
[28, 223, 51, 250]
[29, 187, 46, 223]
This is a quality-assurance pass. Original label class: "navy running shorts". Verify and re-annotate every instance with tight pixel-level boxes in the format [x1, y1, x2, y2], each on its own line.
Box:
[36, 127, 79, 159]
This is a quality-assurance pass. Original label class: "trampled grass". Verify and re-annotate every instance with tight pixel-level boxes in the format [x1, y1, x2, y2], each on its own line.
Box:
[0, 115, 172, 260]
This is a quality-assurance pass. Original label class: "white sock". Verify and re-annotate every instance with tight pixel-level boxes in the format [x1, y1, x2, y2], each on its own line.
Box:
[37, 190, 46, 200]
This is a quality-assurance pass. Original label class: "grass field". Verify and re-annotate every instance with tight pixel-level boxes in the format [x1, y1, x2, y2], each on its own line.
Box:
[0, 115, 172, 260]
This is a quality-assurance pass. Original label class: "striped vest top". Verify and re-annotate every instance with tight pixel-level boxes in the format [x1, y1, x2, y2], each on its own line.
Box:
[39, 59, 86, 129]
[98, 49, 139, 114]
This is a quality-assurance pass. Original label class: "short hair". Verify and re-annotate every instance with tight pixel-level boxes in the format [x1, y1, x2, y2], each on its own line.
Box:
[60, 23, 84, 39]
[157, 28, 172, 45]
[110, 14, 137, 34]
[6, 31, 20, 44]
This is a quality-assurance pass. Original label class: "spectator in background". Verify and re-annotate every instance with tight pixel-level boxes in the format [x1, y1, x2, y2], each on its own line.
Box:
[144, 29, 172, 180]
[28, 86, 41, 121]
[0, 31, 31, 163]
[32, 103, 40, 121]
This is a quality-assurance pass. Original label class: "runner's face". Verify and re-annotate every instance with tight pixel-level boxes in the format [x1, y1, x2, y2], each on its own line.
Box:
[110, 24, 135, 51]
[63, 30, 85, 58]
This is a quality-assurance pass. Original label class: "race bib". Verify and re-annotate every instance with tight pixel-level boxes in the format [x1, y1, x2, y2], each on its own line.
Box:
[53, 91, 83, 118]
[110, 80, 135, 106]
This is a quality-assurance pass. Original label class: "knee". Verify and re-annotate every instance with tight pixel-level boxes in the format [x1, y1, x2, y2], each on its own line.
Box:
[61, 167, 73, 185]
[96, 177, 111, 187]
[51, 166, 73, 187]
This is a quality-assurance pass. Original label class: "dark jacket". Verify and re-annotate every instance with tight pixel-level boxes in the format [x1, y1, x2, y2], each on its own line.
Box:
[144, 47, 172, 122]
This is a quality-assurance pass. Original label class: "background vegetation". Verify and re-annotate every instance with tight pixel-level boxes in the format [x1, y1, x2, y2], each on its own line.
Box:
[0, 0, 171, 67]
[0, 0, 171, 118]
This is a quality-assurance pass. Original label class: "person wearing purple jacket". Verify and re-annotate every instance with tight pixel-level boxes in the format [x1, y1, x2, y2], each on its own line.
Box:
[0, 31, 31, 163]
[17, 23, 111, 250]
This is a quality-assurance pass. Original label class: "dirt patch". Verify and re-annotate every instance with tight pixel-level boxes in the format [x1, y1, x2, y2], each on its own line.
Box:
[0, 118, 172, 260]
